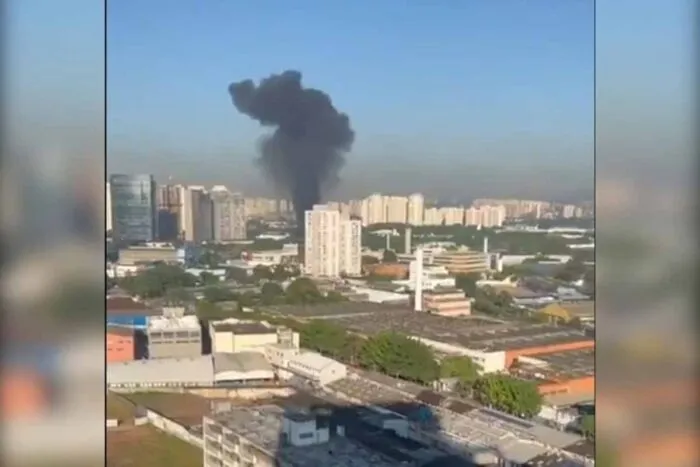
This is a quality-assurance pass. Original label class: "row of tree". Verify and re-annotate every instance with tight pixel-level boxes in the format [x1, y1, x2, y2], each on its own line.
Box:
[299, 320, 543, 416]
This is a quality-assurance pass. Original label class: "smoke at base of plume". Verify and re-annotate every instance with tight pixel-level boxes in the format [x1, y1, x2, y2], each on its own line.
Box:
[228, 70, 354, 233]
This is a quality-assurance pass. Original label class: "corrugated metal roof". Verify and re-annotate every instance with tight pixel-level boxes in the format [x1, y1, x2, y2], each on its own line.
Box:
[107, 356, 214, 386]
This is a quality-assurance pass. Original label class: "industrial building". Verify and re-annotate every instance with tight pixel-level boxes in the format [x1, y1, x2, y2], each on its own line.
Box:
[325, 371, 593, 466]
[106, 325, 135, 363]
[421, 287, 472, 317]
[282, 351, 347, 387]
[107, 296, 160, 329]
[146, 308, 202, 359]
[432, 249, 489, 275]
[203, 405, 399, 467]
[209, 319, 299, 354]
[107, 352, 275, 389]
[306, 307, 593, 373]
[511, 348, 595, 399]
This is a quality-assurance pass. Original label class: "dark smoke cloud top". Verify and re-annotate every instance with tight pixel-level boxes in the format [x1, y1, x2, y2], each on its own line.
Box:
[228, 70, 355, 233]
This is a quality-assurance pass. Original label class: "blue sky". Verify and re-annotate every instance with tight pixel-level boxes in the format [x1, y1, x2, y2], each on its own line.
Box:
[106, 0, 595, 199]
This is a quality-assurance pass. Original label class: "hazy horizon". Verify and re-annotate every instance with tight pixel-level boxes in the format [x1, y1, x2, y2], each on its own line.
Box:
[107, 1, 594, 203]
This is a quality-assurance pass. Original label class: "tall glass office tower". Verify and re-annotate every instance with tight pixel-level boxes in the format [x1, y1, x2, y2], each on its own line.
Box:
[109, 174, 157, 243]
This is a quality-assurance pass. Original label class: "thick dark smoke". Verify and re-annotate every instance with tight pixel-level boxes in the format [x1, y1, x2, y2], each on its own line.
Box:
[228, 70, 354, 234]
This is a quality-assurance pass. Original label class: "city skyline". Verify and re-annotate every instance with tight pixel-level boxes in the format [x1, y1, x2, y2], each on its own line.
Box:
[107, 1, 594, 202]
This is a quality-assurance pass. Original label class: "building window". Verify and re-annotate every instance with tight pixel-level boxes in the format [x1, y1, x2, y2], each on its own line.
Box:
[298, 432, 314, 440]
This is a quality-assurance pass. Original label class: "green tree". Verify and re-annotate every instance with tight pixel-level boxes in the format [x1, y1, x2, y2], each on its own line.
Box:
[580, 414, 595, 439]
[440, 356, 481, 391]
[202, 286, 236, 303]
[253, 265, 273, 281]
[325, 290, 348, 302]
[119, 265, 198, 299]
[340, 334, 365, 365]
[260, 282, 285, 305]
[382, 249, 398, 263]
[285, 278, 323, 304]
[301, 320, 348, 357]
[163, 287, 193, 306]
[195, 301, 228, 321]
[199, 271, 220, 286]
[198, 249, 223, 268]
[360, 332, 439, 384]
[472, 374, 542, 418]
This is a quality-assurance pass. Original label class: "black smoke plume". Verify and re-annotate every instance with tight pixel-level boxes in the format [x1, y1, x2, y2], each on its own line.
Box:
[228, 70, 354, 235]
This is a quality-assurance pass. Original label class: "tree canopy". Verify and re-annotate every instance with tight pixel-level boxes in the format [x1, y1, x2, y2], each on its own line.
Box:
[202, 286, 237, 303]
[260, 282, 285, 305]
[359, 332, 439, 384]
[285, 277, 325, 304]
[118, 265, 197, 299]
[472, 374, 543, 418]
[440, 355, 481, 392]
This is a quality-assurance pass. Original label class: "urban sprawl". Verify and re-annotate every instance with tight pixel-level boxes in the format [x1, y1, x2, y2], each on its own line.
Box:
[107, 174, 595, 467]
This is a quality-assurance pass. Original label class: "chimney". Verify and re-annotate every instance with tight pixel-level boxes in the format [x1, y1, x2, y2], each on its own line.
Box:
[414, 248, 424, 312]
[405, 227, 412, 254]
[483, 236, 489, 254]
[385, 233, 391, 251]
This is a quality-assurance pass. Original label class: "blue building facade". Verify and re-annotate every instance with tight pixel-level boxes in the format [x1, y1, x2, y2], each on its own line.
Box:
[109, 174, 158, 243]
[106, 313, 150, 329]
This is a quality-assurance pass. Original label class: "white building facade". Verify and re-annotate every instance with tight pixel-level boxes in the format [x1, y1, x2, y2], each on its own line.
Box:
[304, 205, 362, 278]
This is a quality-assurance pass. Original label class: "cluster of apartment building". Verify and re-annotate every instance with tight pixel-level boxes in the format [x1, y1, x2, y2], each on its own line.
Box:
[107, 175, 248, 244]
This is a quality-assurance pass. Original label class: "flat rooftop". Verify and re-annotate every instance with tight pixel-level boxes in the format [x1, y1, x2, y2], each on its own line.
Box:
[210, 320, 274, 334]
[521, 348, 595, 381]
[323, 309, 591, 352]
[260, 302, 406, 319]
[148, 315, 200, 331]
[208, 405, 401, 467]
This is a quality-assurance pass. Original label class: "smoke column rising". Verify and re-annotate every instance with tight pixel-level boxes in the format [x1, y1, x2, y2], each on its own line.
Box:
[228, 70, 354, 236]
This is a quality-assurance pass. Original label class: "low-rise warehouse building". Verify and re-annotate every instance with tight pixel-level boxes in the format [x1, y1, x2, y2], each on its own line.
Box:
[284, 351, 347, 386]
[107, 355, 214, 389]
[146, 308, 202, 359]
[211, 352, 274, 384]
[209, 319, 299, 354]
[512, 348, 595, 399]
[316, 308, 593, 372]
[107, 325, 135, 363]
[107, 353, 276, 388]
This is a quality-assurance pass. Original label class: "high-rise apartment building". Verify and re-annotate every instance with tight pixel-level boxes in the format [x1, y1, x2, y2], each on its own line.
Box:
[361, 193, 386, 226]
[179, 186, 213, 243]
[423, 207, 442, 226]
[407, 193, 424, 226]
[211, 186, 246, 242]
[385, 196, 408, 224]
[439, 207, 465, 225]
[156, 184, 182, 241]
[109, 174, 157, 243]
[304, 205, 362, 278]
